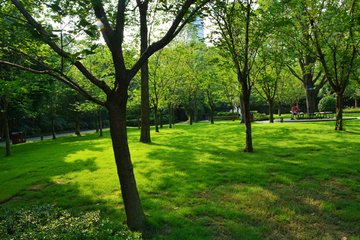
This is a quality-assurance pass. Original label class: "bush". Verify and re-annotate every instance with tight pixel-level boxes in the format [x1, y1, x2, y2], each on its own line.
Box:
[318, 96, 336, 112]
[216, 112, 233, 116]
[253, 112, 269, 121]
[343, 107, 360, 113]
[0, 205, 142, 239]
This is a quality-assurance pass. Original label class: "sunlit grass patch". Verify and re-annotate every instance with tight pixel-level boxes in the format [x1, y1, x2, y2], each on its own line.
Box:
[1, 119, 360, 239]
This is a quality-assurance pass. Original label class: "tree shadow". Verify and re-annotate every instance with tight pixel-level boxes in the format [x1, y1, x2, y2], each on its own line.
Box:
[136, 121, 360, 239]
[0, 131, 125, 220]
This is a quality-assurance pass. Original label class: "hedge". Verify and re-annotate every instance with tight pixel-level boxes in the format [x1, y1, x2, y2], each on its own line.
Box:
[0, 205, 142, 240]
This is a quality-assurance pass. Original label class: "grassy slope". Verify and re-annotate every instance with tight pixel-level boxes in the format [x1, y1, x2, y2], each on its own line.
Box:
[1, 118, 360, 239]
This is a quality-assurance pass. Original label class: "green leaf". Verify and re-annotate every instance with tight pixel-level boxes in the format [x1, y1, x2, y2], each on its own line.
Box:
[84, 30, 94, 38]
[49, 4, 62, 12]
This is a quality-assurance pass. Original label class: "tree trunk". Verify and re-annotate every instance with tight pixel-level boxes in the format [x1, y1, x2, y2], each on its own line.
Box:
[1, 111, 11, 156]
[160, 109, 163, 128]
[51, 115, 56, 139]
[242, 85, 253, 152]
[269, 100, 274, 123]
[210, 105, 214, 124]
[139, 3, 151, 143]
[306, 87, 317, 114]
[99, 109, 103, 137]
[278, 101, 282, 116]
[239, 94, 245, 124]
[140, 61, 151, 142]
[168, 104, 172, 129]
[154, 105, 159, 132]
[106, 99, 146, 231]
[335, 92, 344, 131]
[73, 111, 81, 136]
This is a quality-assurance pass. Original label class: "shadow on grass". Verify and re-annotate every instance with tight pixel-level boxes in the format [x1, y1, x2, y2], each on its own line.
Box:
[0, 130, 124, 217]
[137, 121, 360, 239]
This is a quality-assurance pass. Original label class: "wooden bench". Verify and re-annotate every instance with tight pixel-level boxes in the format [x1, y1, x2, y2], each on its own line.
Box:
[315, 112, 334, 118]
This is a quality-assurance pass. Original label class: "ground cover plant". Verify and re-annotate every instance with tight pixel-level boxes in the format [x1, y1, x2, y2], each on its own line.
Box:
[1, 120, 360, 239]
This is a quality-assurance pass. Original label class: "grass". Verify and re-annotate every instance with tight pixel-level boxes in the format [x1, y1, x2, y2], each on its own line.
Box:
[1, 119, 360, 239]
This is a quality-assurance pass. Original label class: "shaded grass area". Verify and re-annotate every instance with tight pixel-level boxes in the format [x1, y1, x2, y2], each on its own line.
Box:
[1, 120, 360, 239]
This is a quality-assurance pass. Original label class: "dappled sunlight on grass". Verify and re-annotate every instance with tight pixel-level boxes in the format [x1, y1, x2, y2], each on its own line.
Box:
[1, 120, 360, 239]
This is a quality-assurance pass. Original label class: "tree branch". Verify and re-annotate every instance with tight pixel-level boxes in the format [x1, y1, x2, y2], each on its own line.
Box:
[0, 60, 106, 106]
[129, 0, 211, 79]
[287, 65, 303, 82]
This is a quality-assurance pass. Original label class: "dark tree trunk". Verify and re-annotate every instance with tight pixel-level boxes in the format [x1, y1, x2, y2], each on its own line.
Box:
[160, 109, 163, 128]
[154, 105, 159, 132]
[241, 83, 253, 152]
[99, 109, 103, 137]
[210, 105, 214, 124]
[51, 116, 56, 139]
[140, 60, 151, 142]
[73, 111, 81, 136]
[1, 110, 11, 156]
[335, 92, 344, 130]
[269, 100, 274, 123]
[239, 94, 245, 124]
[168, 104, 172, 129]
[278, 101, 282, 116]
[139, 2, 151, 143]
[189, 106, 193, 125]
[106, 98, 145, 231]
[306, 85, 317, 114]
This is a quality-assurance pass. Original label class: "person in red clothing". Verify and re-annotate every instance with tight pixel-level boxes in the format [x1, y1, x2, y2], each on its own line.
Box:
[291, 105, 298, 120]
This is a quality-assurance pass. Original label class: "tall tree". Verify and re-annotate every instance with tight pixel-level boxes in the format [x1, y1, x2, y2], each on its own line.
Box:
[209, 0, 280, 152]
[286, 0, 360, 130]
[0, 0, 212, 230]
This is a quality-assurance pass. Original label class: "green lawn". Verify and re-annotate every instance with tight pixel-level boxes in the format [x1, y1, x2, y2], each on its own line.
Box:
[1, 119, 360, 239]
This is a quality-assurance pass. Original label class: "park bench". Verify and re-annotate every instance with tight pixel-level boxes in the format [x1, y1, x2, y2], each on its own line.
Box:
[315, 111, 334, 118]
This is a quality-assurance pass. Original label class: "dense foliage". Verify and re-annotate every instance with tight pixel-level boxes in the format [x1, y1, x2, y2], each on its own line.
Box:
[0, 205, 141, 240]
[318, 96, 336, 112]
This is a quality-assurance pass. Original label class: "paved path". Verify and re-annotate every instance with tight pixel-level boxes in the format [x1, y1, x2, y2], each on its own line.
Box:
[0, 129, 109, 146]
[1, 117, 359, 146]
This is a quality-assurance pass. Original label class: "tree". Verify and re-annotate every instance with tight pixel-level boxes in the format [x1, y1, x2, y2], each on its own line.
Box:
[0, 0, 212, 230]
[254, 40, 288, 123]
[281, 4, 327, 116]
[209, 0, 281, 152]
[286, 0, 360, 130]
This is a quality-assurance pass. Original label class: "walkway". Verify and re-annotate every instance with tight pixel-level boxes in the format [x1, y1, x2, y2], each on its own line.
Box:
[258, 117, 359, 123]
[0, 129, 108, 146]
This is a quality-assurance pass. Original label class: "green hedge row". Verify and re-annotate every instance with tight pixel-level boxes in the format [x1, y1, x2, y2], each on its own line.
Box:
[343, 107, 360, 113]
[0, 205, 142, 240]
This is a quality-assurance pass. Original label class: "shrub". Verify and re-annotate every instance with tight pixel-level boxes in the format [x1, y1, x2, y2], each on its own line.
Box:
[0, 205, 142, 239]
[253, 112, 269, 121]
[216, 112, 233, 116]
[318, 96, 336, 112]
[343, 107, 360, 113]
